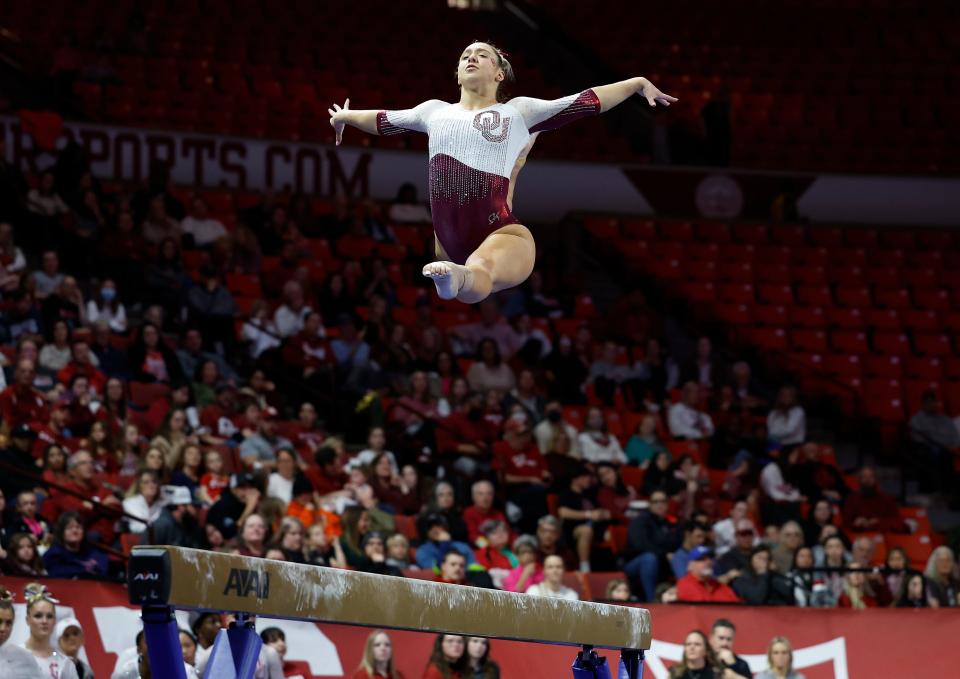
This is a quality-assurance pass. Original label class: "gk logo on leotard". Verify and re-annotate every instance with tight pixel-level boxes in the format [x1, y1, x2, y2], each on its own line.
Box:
[473, 111, 510, 143]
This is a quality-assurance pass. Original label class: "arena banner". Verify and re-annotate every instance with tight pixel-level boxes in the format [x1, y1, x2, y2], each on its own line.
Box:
[0, 116, 650, 222]
[0, 576, 955, 678]
[4, 115, 960, 226]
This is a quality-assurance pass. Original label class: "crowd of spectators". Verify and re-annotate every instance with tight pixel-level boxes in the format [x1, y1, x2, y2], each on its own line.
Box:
[0, 141, 958, 625]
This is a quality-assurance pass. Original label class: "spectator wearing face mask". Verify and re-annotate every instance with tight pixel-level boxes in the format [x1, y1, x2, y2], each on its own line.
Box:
[86, 279, 127, 333]
[533, 401, 581, 458]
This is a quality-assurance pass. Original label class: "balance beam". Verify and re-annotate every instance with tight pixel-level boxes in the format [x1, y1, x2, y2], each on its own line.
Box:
[128, 546, 650, 651]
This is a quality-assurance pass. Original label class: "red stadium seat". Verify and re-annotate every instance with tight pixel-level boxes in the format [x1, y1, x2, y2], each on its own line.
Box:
[791, 329, 828, 353]
[755, 263, 791, 284]
[874, 288, 912, 309]
[757, 285, 794, 305]
[822, 354, 862, 380]
[793, 266, 828, 286]
[748, 326, 788, 351]
[770, 225, 806, 247]
[835, 286, 872, 308]
[864, 309, 902, 330]
[717, 283, 756, 305]
[794, 247, 830, 268]
[713, 303, 752, 325]
[753, 305, 788, 327]
[914, 333, 952, 357]
[825, 307, 864, 329]
[900, 310, 941, 332]
[797, 286, 834, 307]
[791, 306, 827, 329]
[732, 223, 769, 245]
[873, 332, 911, 356]
[809, 226, 843, 247]
[913, 288, 951, 312]
[831, 330, 870, 354]
[862, 355, 904, 379]
[904, 357, 944, 380]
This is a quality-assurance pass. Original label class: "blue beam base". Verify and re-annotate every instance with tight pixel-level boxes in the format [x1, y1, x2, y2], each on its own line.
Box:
[141, 606, 188, 679]
[572, 647, 613, 679]
[618, 649, 645, 679]
[203, 619, 263, 679]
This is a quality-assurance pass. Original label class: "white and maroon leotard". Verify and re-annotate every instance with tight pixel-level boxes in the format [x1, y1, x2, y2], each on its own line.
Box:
[377, 90, 601, 264]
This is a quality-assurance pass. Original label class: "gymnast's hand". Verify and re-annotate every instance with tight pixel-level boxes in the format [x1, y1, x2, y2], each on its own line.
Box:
[328, 98, 350, 145]
[638, 79, 678, 107]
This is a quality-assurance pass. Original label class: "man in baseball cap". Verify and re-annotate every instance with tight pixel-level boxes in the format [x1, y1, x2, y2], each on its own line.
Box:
[676, 546, 741, 603]
[151, 485, 203, 548]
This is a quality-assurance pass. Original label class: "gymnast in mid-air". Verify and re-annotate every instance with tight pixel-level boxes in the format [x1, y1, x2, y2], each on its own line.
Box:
[328, 41, 676, 304]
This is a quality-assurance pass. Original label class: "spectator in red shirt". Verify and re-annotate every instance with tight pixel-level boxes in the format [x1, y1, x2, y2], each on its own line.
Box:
[284, 401, 326, 460]
[63, 374, 96, 437]
[305, 446, 349, 498]
[676, 546, 742, 603]
[837, 562, 879, 609]
[199, 385, 239, 438]
[436, 392, 497, 471]
[32, 403, 71, 459]
[0, 359, 49, 428]
[424, 633, 467, 679]
[495, 417, 550, 534]
[50, 449, 122, 545]
[57, 341, 106, 394]
[463, 479, 509, 546]
[841, 466, 907, 534]
[282, 311, 335, 387]
[473, 519, 517, 588]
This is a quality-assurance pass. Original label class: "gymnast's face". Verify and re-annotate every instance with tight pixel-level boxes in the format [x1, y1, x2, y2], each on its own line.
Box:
[0, 608, 13, 645]
[457, 43, 503, 89]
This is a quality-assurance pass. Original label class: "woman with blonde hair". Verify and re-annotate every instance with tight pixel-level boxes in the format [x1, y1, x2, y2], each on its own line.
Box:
[22, 583, 80, 678]
[122, 469, 164, 534]
[0, 586, 45, 678]
[352, 629, 405, 679]
[837, 562, 878, 609]
[924, 545, 960, 607]
[756, 636, 806, 679]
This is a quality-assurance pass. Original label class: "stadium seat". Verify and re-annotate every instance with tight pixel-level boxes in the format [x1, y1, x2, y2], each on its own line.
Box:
[831, 331, 870, 354]
[825, 307, 864, 329]
[914, 333, 952, 357]
[791, 306, 828, 329]
[758, 285, 794, 305]
[873, 333, 911, 356]
[874, 288, 912, 310]
[862, 355, 903, 379]
[797, 286, 834, 307]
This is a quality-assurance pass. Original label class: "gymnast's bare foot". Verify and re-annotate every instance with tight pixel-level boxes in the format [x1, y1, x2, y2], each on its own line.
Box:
[422, 261, 471, 300]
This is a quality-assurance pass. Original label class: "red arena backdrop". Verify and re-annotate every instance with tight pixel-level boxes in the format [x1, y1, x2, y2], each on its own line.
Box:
[0, 577, 954, 677]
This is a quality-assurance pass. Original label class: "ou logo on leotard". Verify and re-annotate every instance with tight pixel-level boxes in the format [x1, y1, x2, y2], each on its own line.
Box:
[472, 110, 511, 142]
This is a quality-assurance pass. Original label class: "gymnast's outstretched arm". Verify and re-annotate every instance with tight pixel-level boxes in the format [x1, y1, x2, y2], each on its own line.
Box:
[328, 98, 446, 145]
[592, 76, 677, 112]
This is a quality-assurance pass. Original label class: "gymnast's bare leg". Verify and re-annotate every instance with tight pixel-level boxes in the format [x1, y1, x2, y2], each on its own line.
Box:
[424, 223, 536, 303]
